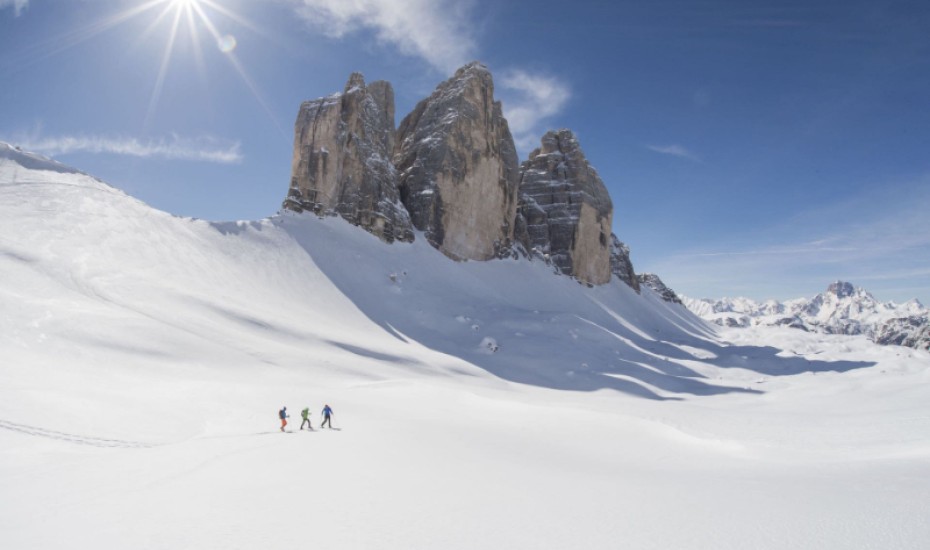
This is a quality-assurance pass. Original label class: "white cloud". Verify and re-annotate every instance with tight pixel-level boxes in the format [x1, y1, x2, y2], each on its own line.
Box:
[497, 69, 571, 153]
[13, 134, 243, 164]
[0, 0, 28, 16]
[646, 144, 701, 162]
[286, 0, 476, 73]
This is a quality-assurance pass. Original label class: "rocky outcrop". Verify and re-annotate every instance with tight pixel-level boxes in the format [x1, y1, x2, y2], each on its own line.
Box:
[826, 281, 856, 299]
[609, 235, 639, 291]
[394, 62, 520, 261]
[281, 64, 649, 290]
[638, 273, 683, 305]
[285, 73, 413, 243]
[515, 130, 614, 285]
[875, 316, 930, 350]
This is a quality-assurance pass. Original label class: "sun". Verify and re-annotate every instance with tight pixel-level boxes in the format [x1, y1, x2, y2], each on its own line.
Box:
[14, 0, 284, 134]
[142, 0, 241, 126]
[140, 0, 282, 132]
[28, 0, 280, 133]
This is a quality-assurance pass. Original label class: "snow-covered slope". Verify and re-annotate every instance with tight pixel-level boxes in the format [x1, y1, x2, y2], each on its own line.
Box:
[684, 282, 930, 350]
[3, 144, 930, 549]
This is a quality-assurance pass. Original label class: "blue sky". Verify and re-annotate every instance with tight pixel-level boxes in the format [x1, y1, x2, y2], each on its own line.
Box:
[2, 0, 929, 305]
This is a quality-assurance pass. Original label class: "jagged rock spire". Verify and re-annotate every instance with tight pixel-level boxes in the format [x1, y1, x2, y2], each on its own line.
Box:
[285, 73, 413, 243]
[610, 235, 640, 291]
[394, 62, 521, 261]
[638, 273, 683, 304]
[515, 129, 614, 285]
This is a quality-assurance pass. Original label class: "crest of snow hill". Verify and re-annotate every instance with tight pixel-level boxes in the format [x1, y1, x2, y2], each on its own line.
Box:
[285, 62, 638, 289]
[683, 281, 930, 351]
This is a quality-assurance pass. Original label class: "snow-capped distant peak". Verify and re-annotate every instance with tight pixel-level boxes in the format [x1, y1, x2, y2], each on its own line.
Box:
[826, 280, 857, 299]
[683, 281, 930, 350]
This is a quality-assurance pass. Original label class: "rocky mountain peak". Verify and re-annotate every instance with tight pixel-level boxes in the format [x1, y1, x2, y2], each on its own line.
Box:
[454, 60, 491, 77]
[637, 273, 682, 304]
[806, 281, 878, 322]
[535, 129, 582, 160]
[285, 73, 413, 243]
[394, 61, 520, 261]
[827, 281, 856, 299]
[515, 129, 614, 285]
[344, 72, 366, 92]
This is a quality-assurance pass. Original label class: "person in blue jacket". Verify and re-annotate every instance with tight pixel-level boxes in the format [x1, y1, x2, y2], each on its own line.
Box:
[321, 404, 334, 429]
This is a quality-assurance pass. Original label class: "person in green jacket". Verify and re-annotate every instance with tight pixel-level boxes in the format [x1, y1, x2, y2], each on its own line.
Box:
[300, 406, 312, 430]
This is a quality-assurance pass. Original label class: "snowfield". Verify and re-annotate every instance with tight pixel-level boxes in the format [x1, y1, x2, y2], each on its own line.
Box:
[2, 143, 929, 549]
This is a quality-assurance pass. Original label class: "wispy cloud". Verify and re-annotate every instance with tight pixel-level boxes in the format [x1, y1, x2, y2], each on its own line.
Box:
[498, 69, 572, 153]
[646, 144, 701, 162]
[0, 0, 28, 16]
[11, 134, 243, 164]
[285, 0, 476, 73]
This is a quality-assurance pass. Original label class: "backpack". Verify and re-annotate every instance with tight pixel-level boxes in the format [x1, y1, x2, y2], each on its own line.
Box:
[279, 409, 286, 419]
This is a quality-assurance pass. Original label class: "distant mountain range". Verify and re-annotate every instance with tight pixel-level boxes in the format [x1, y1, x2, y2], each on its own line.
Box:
[683, 281, 930, 350]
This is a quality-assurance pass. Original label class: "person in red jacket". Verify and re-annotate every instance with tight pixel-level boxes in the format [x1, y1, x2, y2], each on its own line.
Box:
[279, 406, 289, 432]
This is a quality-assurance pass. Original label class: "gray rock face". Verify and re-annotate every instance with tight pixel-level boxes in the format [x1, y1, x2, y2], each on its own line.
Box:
[875, 316, 930, 350]
[774, 316, 809, 331]
[827, 281, 856, 299]
[515, 130, 613, 285]
[609, 235, 640, 291]
[285, 73, 413, 243]
[394, 62, 520, 261]
[637, 273, 683, 305]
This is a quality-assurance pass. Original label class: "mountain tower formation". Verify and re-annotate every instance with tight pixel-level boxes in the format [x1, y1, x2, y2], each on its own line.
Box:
[284, 62, 637, 288]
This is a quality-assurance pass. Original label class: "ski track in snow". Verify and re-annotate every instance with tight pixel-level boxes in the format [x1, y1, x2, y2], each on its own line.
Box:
[0, 419, 154, 448]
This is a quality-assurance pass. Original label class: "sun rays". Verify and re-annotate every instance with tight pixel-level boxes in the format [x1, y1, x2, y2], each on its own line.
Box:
[9, 0, 282, 136]
[145, 1, 186, 127]
[140, 0, 279, 131]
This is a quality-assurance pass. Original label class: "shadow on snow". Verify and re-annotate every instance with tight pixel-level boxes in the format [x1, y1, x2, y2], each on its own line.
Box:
[282, 219, 876, 401]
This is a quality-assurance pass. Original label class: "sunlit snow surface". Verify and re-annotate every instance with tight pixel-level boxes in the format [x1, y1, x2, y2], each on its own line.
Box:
[1, 143, 929, 549]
